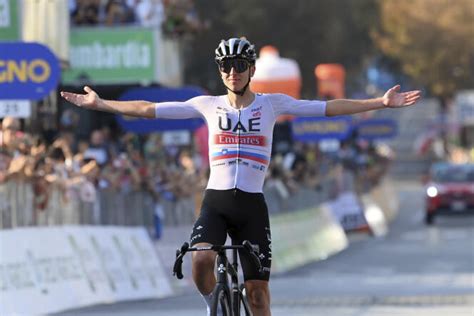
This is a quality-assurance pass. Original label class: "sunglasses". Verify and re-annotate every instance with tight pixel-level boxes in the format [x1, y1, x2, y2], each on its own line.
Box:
[218, 59, 250, 74]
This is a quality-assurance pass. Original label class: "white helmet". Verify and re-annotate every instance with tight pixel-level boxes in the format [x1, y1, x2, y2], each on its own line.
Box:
[215, 38, 257, 64]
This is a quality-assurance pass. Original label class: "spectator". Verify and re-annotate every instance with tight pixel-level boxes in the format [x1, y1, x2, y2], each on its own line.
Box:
[83, 129, 110, 166]
[162, 0, 205, 37]
[32, 157, 51, 212]
[51, 136, 75, 167]
[100, 126, 120, 158]
[79, 160, 101, 222]
[1, 117, 22, 154]
[45, 146, 68, 181]
[59, 109, 80, 134]
[72, 139, 90, 172]
[102, 152, 140, 193]
[118, 132, 142, 158]
[134, 0, 165, 28]
[104, 0, 136, 25]
[144, 133, 166, 164]
[71, 0, 101, 25]
[0, 149, 12, 183]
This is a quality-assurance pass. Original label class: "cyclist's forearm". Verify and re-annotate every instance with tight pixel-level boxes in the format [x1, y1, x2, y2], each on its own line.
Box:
[326, 98, 384, 116]
[96, 99, 156, 118]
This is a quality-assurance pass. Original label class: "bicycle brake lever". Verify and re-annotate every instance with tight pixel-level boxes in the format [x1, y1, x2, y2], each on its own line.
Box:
[172, 253, 184, 279]
[242, 240, 259, 254]
[173, 242, 189, 279]
[181, 242, 190, 252]
[243, 241, 263, 274]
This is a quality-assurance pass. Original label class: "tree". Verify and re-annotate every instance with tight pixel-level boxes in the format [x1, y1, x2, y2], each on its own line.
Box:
[373, 0, 474, 99]
[374, 0, 474, 157]
[185, 0, 379, 97]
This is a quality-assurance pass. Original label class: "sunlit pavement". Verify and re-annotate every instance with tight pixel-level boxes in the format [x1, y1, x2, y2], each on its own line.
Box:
[56, 180, 474, 316]
[63, 303, 472, 316]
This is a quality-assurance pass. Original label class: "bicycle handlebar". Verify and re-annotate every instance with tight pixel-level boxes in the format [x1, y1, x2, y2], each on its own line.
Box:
[172, 240, 263, 279]
[173, 242, 189, 279]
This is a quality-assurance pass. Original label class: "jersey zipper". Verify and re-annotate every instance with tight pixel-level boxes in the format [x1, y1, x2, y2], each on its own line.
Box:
[233, 109, 242, 195]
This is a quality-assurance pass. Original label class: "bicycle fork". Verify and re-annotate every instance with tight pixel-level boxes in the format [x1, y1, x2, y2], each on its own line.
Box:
[216, 249, 229, 284]
[230, 248, 240, 314]
[216, 248, 242, 315]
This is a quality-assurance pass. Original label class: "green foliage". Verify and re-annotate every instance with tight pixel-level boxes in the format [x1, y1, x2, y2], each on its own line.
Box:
[184, 0, 379, 97]
[373, 0, 474, 97]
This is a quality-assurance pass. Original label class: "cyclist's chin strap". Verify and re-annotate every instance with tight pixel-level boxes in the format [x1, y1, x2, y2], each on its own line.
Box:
[225, 72, 251, 96]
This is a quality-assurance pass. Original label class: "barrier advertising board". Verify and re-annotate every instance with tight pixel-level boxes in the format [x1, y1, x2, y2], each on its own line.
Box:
[0, 226, 173, 315]
[291, 116, 353, 142]
[357, 118, 397, 140]
[270, 205, 348, 273]
[325, 191, 369, 232]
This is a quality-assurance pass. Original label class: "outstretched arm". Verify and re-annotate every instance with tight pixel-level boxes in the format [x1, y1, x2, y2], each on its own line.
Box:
[325, 85, 421, 117]
[60, 86, 156, 118]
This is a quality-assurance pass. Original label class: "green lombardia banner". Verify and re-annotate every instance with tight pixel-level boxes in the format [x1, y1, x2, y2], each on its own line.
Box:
[0, 0, 19, 41]
[62, 28, 156, 84]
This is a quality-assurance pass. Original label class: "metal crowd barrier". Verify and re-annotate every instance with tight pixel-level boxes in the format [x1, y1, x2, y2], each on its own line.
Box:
[0, 180, 197, 230]
[0, 180, 34, 229]
[0, 165, 374, 230]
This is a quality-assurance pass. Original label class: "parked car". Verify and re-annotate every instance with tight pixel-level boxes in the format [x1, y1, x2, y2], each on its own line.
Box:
[424, 162, 474, 224]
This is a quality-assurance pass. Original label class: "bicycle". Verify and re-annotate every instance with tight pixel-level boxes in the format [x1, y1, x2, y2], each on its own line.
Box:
[173, 240, 263, 316]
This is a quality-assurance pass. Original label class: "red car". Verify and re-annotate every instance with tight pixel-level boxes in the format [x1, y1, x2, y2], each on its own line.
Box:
[425, 162, 474, 224]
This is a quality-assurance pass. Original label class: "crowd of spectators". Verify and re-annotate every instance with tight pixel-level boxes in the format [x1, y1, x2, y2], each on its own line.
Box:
[0, 114, 207, 227]
[1, 112, 393, 231]
[69, 0, 207, 37]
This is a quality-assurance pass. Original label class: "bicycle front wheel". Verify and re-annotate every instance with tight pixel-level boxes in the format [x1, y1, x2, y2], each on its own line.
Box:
[239, 283, 253, 316]
[211, 284, 231, 316]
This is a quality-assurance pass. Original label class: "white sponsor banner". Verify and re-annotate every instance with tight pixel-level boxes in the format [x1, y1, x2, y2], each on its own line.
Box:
[0, 227, 89, 315]
[0, 0, 10, 27]
[0, 226, 173, 316]
[0, 100, 31, 118]
[327, 191, 369, 231]
[162, 130, 191, 146]
[455, 90, 474, 125]
[68, 226, 173, 301]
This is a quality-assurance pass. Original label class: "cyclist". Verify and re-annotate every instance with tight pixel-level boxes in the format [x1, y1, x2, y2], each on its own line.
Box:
[61, 37, 421, 316]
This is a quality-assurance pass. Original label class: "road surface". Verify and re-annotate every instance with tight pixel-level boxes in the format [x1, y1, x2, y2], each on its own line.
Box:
[56, 180, 474, 316]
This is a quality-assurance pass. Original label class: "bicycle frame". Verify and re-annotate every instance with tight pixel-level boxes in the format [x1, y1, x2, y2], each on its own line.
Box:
[216, 247, 246, 315]
[173, 241, 261, 315]
[229, 248, 241, 314]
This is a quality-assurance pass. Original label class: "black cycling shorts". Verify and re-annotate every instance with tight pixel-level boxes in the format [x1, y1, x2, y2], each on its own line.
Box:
[190, 188, 272, 281]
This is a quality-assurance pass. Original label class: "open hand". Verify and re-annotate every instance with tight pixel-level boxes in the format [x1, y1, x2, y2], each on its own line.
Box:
[383, 85, 422, 108]
[60, 86, 100, 109]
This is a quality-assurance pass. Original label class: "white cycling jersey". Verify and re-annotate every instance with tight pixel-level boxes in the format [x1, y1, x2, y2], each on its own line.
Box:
[154, 93, 326, 193]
